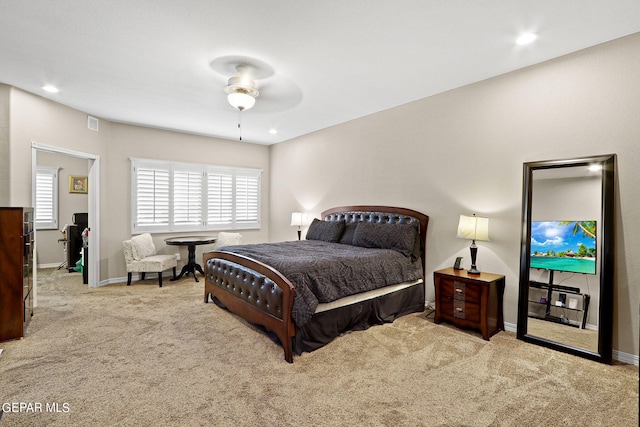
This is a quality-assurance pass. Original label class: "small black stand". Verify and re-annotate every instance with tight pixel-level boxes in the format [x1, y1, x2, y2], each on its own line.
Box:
[529, 271, 591, 328]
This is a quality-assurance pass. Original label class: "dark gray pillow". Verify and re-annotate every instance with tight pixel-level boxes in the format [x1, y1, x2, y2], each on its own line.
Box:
[352, 222, 417, 257]
[339, 222, 358, 245]
[306, 218, 345, 243]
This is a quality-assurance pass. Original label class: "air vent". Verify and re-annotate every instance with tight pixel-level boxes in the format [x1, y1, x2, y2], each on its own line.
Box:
[87, 116, 99, 131]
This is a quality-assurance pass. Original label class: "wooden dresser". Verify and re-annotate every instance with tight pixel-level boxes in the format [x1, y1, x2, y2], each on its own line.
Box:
[433, 267, 505, 340]
[0, 207, 34, 342]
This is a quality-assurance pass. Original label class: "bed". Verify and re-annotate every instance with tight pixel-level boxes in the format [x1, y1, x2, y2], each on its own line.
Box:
[203, 205, 429, 363]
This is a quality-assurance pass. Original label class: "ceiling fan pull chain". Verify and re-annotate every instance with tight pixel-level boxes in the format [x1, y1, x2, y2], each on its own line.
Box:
[238, 110, 242, 141]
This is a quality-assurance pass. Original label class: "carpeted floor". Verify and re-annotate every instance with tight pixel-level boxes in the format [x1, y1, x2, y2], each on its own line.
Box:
[527, 317, 599, 352]
[0, 268, 637, 426]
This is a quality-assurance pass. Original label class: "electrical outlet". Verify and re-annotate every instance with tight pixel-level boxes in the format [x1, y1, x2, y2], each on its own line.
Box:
[175, 253, 181, 261]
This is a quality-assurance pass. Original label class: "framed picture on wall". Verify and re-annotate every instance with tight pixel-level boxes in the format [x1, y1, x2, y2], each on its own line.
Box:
[69, 175, 88, 194]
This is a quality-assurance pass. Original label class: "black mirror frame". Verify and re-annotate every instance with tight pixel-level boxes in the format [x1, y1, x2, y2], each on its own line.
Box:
[517, 154, 615, 364]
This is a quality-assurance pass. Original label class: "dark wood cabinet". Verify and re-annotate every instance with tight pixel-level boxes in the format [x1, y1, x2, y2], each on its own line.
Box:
[0, 207, 34, 341]
[434, 268, 505, 340]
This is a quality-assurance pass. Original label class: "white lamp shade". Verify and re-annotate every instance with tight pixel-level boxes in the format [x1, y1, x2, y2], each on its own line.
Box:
[290, 212, 309, 227]
[456, 215, 490, 241]
[227, 92, 256, 111]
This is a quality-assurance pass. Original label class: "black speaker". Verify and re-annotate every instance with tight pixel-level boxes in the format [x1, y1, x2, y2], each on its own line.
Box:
[72, 212, 88, 230]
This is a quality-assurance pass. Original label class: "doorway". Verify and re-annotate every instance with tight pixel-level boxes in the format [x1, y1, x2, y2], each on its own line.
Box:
[31, 141, 101, 305]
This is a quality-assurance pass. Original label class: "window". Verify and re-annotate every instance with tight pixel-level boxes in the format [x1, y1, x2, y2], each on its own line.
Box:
[134, 165, 170, 230]
[173, 167, 203, 227]
[35, 166, 59, 230]
[131, 159, 261, 234]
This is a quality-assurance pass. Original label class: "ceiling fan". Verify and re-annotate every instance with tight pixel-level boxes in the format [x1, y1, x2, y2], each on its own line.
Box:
[210, 56, 273, 111]
[209, 55, 303, 140]
[224, 65, 260, 111]
[210, 55, 302, 113]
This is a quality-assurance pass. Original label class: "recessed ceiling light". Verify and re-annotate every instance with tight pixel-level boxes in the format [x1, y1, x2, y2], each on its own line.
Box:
[269, 128, 278, 135]
[516, 33, 537, 46]
[42, 85, 59, 93]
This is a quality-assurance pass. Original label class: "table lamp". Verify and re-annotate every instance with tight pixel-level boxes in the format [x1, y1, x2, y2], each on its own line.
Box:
[456, 214, 490, 274]
[290, 212, 308, 240]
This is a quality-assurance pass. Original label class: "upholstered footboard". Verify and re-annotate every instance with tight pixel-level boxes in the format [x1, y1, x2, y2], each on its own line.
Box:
[203, 251, 296, 363]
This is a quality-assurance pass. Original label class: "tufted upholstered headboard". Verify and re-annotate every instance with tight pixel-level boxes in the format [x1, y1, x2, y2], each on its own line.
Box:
[321, 205, 429, 274]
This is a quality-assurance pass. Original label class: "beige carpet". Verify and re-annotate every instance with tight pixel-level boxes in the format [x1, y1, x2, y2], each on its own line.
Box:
[527, 317, 599, 352]
[0, 268, 637, 427]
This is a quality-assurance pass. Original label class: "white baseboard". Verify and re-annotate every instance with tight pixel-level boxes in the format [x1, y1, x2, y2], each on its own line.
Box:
[99, 272, 177, 287]
[37, 262, 65, 269]
[614, 350, 639, 366]
[505, 321, 517, 333]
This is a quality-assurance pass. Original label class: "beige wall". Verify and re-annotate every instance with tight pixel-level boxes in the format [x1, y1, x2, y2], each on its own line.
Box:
[7, 87, 109, 279]
[0, 85, 10, 205]
[9, 86, 109, 208]
[2, 87, 270, 284]
[104, 123, 270, 279]
[269, 33, 640, 357]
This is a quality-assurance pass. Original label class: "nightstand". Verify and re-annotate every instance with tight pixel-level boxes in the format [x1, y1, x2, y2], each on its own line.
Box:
[433, 268, 505, 340]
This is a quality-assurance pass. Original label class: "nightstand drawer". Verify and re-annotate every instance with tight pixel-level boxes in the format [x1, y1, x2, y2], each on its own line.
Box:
[439, 297, 481, 322]
[433, 268, 505, 341]
[440, 278, 481, 303]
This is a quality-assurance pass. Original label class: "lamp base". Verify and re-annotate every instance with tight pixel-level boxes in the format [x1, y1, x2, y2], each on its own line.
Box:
[468, 242, 480, 274]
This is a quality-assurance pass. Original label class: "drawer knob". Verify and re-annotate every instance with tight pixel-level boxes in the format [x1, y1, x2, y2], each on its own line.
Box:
[455, 288, 463, 293]
[455, 307, 463, 312]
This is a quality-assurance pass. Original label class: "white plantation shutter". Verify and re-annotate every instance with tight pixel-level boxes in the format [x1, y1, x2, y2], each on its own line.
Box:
[131, 159, 261, 233]
[35, 166, 59, 230]
[134, 165, 170, 230]
[235, 172, 260, 226]
[207, 171, 233, 226]
[173, 168, 202, 226]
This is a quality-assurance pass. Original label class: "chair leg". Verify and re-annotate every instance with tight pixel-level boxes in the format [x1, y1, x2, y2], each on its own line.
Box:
[172, 267, 176, 279]
[141, 272, 146, 281]
[127, 272, 132, 286]
[158, 272, 163, 288]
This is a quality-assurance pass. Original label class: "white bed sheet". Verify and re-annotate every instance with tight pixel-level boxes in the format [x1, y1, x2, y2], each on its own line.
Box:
[314, 279, 423, 313]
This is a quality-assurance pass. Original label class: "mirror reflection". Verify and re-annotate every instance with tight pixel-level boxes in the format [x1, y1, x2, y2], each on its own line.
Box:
[527, 166, 601, 352]
[517, 155, 614, 363]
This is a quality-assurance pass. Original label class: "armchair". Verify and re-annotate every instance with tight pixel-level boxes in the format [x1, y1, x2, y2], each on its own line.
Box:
[122, 233, 177, 287]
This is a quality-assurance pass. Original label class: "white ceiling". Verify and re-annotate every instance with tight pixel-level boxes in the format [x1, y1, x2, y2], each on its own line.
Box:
[1, 1, 640, 145]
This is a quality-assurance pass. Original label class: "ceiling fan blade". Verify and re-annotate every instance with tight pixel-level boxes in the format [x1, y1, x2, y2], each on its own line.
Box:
[251, 77, 302, 113]
[209, 55, 274, 80]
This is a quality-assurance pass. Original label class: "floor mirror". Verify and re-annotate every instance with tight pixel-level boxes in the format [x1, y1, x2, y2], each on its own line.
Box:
[517, 154, 615, 363]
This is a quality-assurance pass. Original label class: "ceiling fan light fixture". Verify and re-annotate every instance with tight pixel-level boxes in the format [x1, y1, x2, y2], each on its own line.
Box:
[227, 91, 256, 111]
[225, 75, 259, 111]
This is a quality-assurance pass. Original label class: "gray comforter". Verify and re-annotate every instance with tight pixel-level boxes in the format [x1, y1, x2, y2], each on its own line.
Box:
[219, 240, 423, 326]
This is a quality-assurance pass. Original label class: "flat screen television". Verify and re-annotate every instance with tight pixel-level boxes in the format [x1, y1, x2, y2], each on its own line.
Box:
[530, 221, 597, 275]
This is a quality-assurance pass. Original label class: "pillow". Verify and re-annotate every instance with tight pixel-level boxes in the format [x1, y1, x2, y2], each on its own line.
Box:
[339, 222, 358, 245]
[305, 218, 345, 243]
[352, 222, 417, 257]
[131, 233, 156, 260]
[214, 232, 243, 249]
